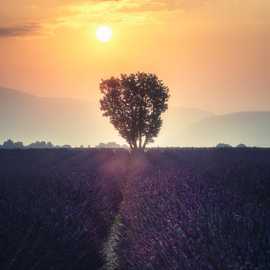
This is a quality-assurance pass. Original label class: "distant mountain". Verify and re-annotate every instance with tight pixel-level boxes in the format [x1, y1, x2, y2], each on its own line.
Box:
[0, 86, 118, 146]
[158, 106, 215, 145]
[1, 87, 269, 147]
[0, 87, 216, 146]
[184, 112, 270, 147]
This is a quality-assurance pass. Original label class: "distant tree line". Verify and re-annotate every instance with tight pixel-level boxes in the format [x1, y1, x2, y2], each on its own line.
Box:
[216, 143, 248, 148]
[0, 139, 72, 149]
[96, 142, 128, 149]
[0, 139, 129, 149]
[0, 139, 250, 150]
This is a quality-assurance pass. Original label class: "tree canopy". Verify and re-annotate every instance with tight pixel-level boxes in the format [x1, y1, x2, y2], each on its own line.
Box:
[100, 72, 169, 150]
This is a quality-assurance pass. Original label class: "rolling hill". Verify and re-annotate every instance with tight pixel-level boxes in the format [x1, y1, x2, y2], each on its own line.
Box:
[0, 86, 269, 147]
[0, 86, 113, 146]
[184, 111, 270, 147]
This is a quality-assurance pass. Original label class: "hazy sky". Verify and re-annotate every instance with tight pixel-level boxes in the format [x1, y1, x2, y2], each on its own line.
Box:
[0, 0, 269, 113]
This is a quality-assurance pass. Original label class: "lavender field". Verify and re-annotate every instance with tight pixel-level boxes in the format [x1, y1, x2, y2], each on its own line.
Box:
[1, 149, 270, 270]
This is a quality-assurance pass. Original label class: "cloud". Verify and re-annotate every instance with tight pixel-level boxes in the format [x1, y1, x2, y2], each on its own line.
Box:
[51, 0, 204, 28]
[42, 0, 267, 35]
[0, 0, 269, 38]
[0, 23, 40, 38]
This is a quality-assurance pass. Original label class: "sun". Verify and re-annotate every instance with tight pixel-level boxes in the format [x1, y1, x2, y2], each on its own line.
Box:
[96, 26, 112, 43]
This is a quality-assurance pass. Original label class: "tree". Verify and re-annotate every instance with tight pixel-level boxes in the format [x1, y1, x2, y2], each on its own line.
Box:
[100, 72, 169, 150]
[2, 139, 16, 149]
[216, 143, 233, 148]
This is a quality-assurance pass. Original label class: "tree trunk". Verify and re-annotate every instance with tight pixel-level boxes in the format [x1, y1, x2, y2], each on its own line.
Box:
[142, 137, 148, 150]
[128, 141, 133, 150]
[134, 139, 138, 150]
[139, 132, 142, 149]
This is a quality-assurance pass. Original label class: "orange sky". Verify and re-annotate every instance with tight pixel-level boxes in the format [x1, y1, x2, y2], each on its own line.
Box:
[0, 0, 269, 113]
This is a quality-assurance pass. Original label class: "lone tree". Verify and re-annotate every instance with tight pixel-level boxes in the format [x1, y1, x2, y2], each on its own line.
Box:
[100, 72, 169, 150]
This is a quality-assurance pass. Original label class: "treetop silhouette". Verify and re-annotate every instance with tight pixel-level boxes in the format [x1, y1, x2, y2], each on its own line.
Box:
[100, 72, 169, 150]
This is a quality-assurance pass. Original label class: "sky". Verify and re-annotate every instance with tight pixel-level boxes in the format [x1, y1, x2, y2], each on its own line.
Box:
[0, 0, 269, 113]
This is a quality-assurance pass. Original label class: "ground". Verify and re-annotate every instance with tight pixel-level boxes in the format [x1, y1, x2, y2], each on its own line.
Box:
[0, 149, 270, 270]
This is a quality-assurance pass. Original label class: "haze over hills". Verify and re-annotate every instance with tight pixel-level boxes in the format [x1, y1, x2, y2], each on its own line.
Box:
[184, 112, 270, 147]
[0, 86, 117, 146]
[0, 86, 269, 147]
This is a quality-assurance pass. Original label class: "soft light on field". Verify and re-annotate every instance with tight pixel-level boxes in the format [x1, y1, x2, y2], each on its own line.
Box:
[96, 26, 112, 43]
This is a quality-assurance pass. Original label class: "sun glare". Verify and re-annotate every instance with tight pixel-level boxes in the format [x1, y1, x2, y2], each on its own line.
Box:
[96, 26, 112, 43]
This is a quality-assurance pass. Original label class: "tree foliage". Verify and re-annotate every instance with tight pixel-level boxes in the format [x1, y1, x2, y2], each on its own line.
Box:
[100, 72, 169, 150]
